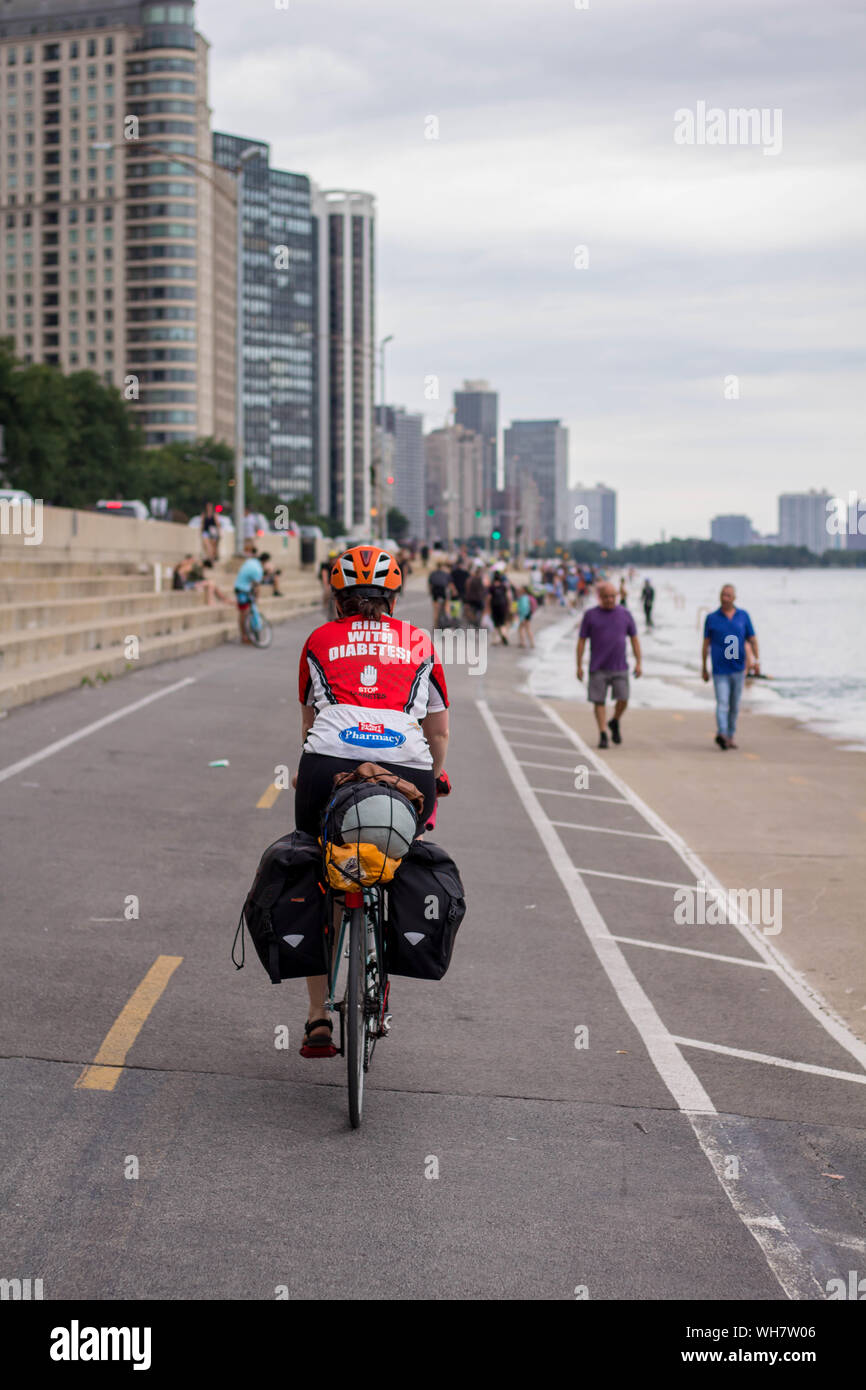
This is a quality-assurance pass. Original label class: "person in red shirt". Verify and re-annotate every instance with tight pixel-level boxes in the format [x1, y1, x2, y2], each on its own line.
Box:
[293, 545, 450, 1054]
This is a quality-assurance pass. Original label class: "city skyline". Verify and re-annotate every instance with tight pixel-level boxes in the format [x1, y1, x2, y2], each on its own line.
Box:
[200, 0, 864, 543]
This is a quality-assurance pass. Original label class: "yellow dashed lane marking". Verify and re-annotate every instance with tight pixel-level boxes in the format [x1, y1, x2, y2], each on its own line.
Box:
[74, 955, 183, 1092]
[744, 752, 760, 760]
[257, 781, 283, 809]
[788, 775, 808, 785]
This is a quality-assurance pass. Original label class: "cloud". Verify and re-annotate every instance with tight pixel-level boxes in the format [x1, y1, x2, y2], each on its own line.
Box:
[198, 0, 866, 540]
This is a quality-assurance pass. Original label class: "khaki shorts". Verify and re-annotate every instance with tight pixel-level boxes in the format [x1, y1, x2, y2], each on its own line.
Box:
[588, 669, 629, 704]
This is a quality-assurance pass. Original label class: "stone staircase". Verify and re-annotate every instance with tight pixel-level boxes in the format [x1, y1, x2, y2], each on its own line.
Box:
[0, 557, 322, 713]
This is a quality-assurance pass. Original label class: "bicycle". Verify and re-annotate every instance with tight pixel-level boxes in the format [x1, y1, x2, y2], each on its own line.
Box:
[325, 884, 390, 1129]
[242, 594, 273, 648]
[322, 770, 451, 1128]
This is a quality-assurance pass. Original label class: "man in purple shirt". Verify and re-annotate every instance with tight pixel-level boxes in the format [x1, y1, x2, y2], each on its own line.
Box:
[577, 581, 642, 748]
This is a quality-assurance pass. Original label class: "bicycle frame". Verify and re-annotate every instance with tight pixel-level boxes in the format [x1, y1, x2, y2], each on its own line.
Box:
[326, 887, 390, 1061]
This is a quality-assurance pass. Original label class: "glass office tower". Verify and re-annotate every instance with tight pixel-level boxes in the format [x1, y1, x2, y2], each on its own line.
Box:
[213, 131, 316, 502]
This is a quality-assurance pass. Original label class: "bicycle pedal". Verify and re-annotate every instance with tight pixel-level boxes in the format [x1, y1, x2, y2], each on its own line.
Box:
[379, 1013, 393, 1036]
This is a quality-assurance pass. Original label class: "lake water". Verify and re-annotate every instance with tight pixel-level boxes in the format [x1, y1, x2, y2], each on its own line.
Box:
[523, 567, 866, 751]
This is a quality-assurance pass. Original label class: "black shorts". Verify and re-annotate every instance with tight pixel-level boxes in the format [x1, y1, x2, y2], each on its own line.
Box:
[294, 751, 436, 837]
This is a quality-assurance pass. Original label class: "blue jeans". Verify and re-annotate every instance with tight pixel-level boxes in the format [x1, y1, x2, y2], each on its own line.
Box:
[713, 671, 746, 738]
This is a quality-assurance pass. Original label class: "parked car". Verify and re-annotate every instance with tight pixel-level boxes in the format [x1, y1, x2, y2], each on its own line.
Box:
[95, 499, 151, 520]
[0, 488, 33, 505]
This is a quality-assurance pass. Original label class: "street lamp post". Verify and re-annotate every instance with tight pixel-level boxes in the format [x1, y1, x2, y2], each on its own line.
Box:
[232, 146, 260, 554]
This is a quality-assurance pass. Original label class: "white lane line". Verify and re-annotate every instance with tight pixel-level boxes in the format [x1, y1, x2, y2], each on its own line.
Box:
[574, 867, 694, 889]
[0, 677, 197, 785]
[530, 786, 623, 800]
[508, 740, 574, 754]
[611, 936, 772, 969]
[551, 820, 666, 841]
[519, 760, 586, 773]
[497, 724, 567, 739]
[477, 698, 715, 1115]
[480, 697, 826, 1300]
[689, 1113, 827, 1300]
[520, 757, 625, 788]
[672, 1037, 866, 1085]
[486, 712, 552, 724]
[538, 700, 866, 1075]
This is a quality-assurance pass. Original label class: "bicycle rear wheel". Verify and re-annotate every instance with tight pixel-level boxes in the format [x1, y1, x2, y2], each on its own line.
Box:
[249, 611, 272, 648]
[346, 905, 365, 1129]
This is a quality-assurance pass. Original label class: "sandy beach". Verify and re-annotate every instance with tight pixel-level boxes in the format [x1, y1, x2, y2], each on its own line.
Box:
[545, 697, 866, 1042]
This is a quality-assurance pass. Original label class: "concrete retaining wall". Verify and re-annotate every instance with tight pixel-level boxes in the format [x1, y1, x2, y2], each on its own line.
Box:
[0, 505, 333, 570]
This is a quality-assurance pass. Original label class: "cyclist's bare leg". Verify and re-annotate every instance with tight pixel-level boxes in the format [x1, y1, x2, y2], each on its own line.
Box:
[305, 976, 329, 1034]
[304, 897, 341, 1037]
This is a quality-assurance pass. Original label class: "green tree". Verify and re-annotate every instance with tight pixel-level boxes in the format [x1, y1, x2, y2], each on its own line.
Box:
[137, 438, 233, 518]
[3, 361, 72, 502]
[64, 369, 144, 506]
[0, 339, 142, 503]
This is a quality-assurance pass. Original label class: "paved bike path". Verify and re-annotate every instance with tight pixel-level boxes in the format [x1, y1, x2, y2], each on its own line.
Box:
[0, 597, 863, 1299]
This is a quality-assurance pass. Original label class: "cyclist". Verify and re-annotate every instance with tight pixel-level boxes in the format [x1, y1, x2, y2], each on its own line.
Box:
[234, 551, 271, 644]
[294, 544, 450, 1056]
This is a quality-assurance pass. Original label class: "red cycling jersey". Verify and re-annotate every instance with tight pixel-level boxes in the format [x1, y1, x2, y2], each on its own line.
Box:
[298, 614, 449, 769]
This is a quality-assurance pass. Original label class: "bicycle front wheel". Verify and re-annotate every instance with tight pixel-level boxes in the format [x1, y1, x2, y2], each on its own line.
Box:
[245, 611, 272, 648]
[346, 905, 366, 1129]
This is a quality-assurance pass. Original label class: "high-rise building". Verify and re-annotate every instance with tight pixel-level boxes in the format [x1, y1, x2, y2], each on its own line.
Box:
[504, 419, 568, 547]
[846, 498, 866, 551]
[453, 379, 497, 517]
[375, 406, 424, 540]
[778, 490, 839, 555]
[710, 514, 754, 547]
[424, 424, 483, 545]
[567, 482, 617, 550]
[214, 132, 316, 502]
[0, 0, 238, 450]
[312, 187, 375, 532]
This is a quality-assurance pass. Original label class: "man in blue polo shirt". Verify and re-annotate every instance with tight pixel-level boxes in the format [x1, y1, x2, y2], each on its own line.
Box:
[702, 583, 759, 749]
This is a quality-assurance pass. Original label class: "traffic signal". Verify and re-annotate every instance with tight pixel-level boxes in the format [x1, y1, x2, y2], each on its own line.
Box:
[386, 476, 394, 485]
[475, 509, 482, 519]
[427, 507, 435, 517]
[491, 529, 501, 541]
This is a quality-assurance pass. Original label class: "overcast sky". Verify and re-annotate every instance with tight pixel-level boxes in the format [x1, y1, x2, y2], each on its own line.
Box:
[199, 0, 864, 542]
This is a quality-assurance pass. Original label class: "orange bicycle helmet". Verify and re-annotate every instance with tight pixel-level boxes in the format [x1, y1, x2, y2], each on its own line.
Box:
[330, 545, 403, 593]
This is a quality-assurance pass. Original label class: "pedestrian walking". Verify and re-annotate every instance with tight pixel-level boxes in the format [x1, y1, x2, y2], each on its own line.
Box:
[701, 583, 758, 749]
[516, 586, 536, 648]
[577, 581, 642, 748]
[641, 578, 655, 628]
[428, 560, 452, 629]
[489, 571, 513, 645]
[464, 566, 487, 627]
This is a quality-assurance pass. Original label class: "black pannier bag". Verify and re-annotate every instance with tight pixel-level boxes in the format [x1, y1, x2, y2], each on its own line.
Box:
[233, 830, 329, 983]
[384, 839, 466, 979]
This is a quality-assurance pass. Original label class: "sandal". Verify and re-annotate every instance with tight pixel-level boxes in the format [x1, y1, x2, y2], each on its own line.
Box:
[299, 1016, 338, 1059]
